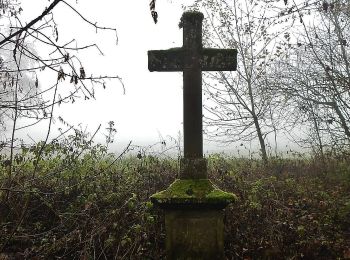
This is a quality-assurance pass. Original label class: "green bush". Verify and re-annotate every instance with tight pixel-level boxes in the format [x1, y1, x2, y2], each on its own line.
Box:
[0, 142, 349, 259]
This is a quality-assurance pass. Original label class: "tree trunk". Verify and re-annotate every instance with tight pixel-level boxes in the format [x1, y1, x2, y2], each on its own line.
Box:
[333, 102, 350, 141]
[311, 109, 325, 161]
[247, 77, 268, 163]
[253, 114, 268, 164]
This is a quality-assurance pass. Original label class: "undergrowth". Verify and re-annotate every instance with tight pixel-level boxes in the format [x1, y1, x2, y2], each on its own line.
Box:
[0, 137, 349, 259]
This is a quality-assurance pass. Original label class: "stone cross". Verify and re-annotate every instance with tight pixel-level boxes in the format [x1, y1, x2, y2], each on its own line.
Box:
[149, 11, 237, 259]
[148, 11, 237, 166]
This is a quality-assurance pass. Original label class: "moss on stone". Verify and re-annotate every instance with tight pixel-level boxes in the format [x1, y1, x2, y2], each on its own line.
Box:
[167, 47, 183, 51]
[151, 179, 237, 206]
[182, 11, 204, 19]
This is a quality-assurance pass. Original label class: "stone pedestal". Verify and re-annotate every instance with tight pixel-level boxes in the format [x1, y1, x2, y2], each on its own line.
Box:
[151, 179, 236, 260]
[165, 209, 224, 259]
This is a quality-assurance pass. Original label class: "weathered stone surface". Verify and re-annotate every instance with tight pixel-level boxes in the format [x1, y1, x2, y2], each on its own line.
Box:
[148, 49, 184, 72]
[151, 179, 237, 209]
[148, 48, 237, 72]
[179, 158, 207, 179]
[165, 209, 224, 260]
[151, 178, 236, 259]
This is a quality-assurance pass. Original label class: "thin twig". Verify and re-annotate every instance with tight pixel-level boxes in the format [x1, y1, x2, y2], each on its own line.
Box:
[0, 0, 62, 47]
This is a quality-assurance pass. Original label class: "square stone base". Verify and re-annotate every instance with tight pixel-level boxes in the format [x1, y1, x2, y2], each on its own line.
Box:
[165, 209, 224, 260]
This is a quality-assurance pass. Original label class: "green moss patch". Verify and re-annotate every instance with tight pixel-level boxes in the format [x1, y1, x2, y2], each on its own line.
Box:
[151, 179, 237, 206]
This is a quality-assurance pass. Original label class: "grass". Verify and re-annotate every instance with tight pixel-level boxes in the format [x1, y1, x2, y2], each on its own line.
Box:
[0, 141, 349, 259]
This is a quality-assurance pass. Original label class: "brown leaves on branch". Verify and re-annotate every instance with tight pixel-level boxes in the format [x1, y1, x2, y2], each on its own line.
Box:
[58, 67, 85, 83]
[70, 75, 78, 85]
[54, 25, 59, 42]
[322, 1, 336, 12]
[150, 0, 158, 24]
[58, 67, 65, 81]
[79, 67, 85, 79]
[64, 53, 69, 62]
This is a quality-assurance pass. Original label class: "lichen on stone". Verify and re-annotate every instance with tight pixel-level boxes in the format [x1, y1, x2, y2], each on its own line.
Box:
[151, 179, 237, 207]
[179, 11, 204, 29]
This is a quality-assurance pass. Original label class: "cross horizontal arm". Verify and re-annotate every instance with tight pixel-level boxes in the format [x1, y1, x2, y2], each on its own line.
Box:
[201, 49, 237, 71]
[148, 48, 237, 72]
[148, 49, 184, 72]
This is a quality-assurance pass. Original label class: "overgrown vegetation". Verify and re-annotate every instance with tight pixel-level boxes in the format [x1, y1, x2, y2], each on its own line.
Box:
[0, 137, 349, 259]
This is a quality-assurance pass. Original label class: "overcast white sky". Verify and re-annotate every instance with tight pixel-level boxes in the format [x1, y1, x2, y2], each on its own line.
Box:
[20, 1, 184, 135]
[9, 0, 298, 155]
[16, 0, 225, 153]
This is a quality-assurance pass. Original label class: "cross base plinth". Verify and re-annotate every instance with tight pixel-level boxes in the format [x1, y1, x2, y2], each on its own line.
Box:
[151, 179, 237, 260]
[180, 158, 207, 179]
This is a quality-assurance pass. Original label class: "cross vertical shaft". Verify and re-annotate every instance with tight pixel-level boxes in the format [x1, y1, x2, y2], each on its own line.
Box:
[182, 12, 203, 159]
[148, 11, 237, 179]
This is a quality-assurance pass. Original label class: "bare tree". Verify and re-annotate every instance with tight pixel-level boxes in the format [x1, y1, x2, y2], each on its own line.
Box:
[0, 0, 124, 153]
[188, 0, 294, 162]
[270, 0, 350, 154]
